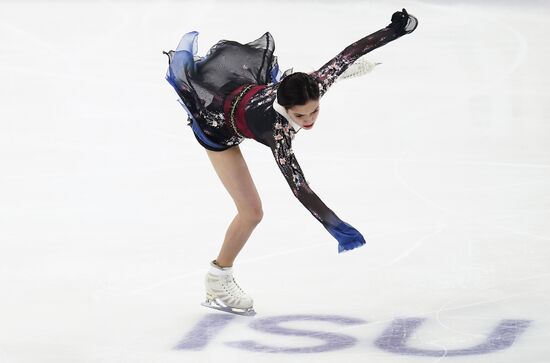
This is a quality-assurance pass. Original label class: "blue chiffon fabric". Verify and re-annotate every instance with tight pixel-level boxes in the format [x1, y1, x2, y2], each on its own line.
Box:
[326, 222, 367, 253]
[165, 31, 281, 151]
[165, 32, 227, 151]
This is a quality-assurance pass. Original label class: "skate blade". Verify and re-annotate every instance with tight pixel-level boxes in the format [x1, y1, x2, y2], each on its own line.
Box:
[201, 298, 256, 317]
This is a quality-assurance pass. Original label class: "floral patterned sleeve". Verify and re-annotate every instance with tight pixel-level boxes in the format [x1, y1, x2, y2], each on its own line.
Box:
[269, 119, 366, 253]
[311, 26, 404, 97]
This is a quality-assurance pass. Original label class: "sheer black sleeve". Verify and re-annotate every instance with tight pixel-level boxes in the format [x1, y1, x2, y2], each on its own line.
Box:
[269, 119, 366, 253]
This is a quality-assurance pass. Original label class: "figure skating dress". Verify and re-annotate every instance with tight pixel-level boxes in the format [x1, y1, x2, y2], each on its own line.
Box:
[163, 11, 417, 252]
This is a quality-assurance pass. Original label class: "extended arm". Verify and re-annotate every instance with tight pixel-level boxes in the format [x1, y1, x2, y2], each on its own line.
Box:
[311, 9, 418, 96]
[269, 120, 366, 253]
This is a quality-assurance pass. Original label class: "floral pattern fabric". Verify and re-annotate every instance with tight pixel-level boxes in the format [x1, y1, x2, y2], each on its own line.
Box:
[165, 22, 410, 252]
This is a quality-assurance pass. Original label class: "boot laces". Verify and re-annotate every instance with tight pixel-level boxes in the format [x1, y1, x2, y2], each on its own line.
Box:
[222, 275, 246, 298]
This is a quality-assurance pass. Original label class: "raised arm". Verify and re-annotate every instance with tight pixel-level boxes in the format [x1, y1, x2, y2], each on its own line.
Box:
[311, 9, 418, 96]
[269, 119, 366, 253]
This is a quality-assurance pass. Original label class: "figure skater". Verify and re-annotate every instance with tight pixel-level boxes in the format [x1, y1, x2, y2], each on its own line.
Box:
[163, 9, 418, 315]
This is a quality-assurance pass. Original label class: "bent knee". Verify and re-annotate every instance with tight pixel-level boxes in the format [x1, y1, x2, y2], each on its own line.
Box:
[239, 205, 264, 224]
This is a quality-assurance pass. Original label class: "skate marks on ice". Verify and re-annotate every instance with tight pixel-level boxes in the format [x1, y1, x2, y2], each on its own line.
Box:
[392, 158, 550, 242]
[175, 314, 531, 356]
[374, 318, 530, 357]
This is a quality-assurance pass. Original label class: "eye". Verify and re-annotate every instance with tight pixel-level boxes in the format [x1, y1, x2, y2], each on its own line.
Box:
[296, 115, 304, 118]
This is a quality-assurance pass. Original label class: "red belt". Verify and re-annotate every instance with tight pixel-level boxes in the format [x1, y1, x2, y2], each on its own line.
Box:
[223, 84, 266, 140]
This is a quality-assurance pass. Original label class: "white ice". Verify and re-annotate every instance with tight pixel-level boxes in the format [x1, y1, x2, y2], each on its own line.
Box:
[0, 0, 549, 362]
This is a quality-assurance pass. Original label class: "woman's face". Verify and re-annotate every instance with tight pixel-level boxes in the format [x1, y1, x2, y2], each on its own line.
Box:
[287, 99, 320, 130]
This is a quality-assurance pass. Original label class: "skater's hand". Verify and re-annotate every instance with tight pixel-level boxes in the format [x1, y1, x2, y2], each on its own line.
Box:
[389, 8, 418, 36]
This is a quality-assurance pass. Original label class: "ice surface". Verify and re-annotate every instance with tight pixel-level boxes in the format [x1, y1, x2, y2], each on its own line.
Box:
[0, 1, 549, 362]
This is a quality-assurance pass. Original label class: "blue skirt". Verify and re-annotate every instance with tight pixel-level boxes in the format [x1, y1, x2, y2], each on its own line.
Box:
[164, 31, 281, 151]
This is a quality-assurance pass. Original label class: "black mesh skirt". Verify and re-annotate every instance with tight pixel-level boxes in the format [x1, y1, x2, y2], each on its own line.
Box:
[164, 31, 281, 150]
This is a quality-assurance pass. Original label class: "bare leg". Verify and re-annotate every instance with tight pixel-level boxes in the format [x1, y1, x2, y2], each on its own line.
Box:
[205, 146, 263, 267]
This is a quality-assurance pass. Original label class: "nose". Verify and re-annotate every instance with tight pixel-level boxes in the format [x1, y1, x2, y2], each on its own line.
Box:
[306, 115, 317, 124]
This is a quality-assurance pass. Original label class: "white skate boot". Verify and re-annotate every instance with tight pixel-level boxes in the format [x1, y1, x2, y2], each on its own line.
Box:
[201, 261, 256, 316]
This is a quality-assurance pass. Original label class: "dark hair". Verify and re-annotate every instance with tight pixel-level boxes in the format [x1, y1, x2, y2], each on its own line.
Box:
[276, 72, 320, 109]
